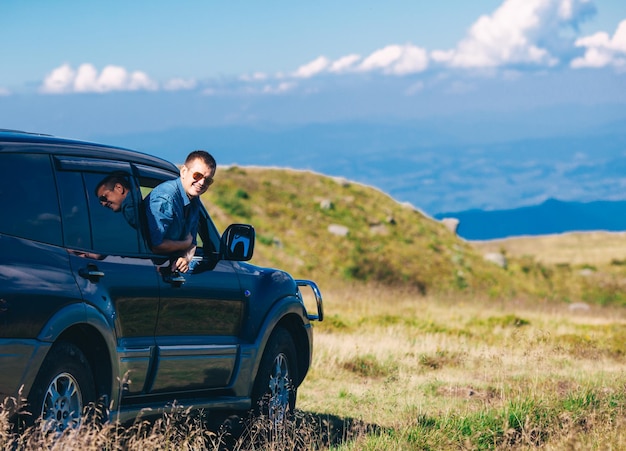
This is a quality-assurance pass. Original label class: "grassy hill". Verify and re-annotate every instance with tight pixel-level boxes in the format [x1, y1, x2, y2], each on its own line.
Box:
[201, 166, 626, 307]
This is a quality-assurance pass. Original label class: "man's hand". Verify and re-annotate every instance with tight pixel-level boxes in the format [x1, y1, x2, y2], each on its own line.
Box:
[172, 256, 190, 273]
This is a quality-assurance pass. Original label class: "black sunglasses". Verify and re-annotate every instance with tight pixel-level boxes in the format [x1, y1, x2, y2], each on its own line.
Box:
[191, 172, 214, 185]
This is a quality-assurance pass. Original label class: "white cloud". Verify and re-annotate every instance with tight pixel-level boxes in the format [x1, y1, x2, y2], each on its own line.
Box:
[40, 63, 158, 93]
[361, 46, 404, 71]
[0, 87, 11, 96]
[293, 56, 330, 78]
[163, 78, 197, 91]
[359, 44, 429, 75]
[289, 46, 429, 79]
[571, 19, 626, 68]
[329, 54, 361, 73]
[262, 82, 297, 94]
[41, 64, 76, 94]
[127, 71, 157, 91]
[432, 0, 595, 69]
[287, 54, 363, 79]
[391, 45, 430, 74]
[74, 64, 99, 92]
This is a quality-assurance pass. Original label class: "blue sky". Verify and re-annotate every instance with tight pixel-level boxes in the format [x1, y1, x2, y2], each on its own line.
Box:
[0, 0, 625, 138]
[2, 0, 624, 93]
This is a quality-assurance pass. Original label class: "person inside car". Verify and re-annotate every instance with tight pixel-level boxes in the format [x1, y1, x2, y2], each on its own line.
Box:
[95, 172, 137, 229]
[144, 150, 216, 273]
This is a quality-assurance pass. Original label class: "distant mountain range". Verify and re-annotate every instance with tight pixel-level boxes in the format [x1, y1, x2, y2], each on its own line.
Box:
[435, 198, 626, 240]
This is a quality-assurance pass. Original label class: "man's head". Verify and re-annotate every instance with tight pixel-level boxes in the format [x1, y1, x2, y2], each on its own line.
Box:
[95, 173, 131, 212]
[180, 150, 217, 199]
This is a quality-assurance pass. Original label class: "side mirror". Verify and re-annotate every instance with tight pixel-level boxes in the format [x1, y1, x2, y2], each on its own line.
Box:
[221, 224, 255, 261]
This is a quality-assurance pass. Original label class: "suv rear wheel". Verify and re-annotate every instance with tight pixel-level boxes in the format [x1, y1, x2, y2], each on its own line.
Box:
[252, 327, 298, 427]
[26, 341, 96, 433]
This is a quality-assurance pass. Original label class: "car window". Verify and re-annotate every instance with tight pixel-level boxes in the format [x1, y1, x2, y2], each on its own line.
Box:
[85, 172, 141, 255]
[56, 170, 91, 249]
[0, 153, 62, 246]
[55, 156, 143, 256]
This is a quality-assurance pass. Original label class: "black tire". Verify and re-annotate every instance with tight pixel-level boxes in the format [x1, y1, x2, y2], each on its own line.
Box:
[25, 341, 96, 433]
[251, 327, 298, 426]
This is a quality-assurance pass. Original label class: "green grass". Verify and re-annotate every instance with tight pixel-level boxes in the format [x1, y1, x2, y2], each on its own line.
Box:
[296, 283, 626, 450]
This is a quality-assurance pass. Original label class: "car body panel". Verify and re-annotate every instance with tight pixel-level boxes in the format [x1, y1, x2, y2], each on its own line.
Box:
[0, 234, 82, 398]
[152, 259, 245, 392]
[68, 253, 160, 396]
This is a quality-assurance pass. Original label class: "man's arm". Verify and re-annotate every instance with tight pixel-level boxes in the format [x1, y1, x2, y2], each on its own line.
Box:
[150, 232, 193, 254]
[145, 189, 191, 254]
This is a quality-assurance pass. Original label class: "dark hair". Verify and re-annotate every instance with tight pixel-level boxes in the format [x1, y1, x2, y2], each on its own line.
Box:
[94, 172, 131, 197]
[185, 150, 216, 170]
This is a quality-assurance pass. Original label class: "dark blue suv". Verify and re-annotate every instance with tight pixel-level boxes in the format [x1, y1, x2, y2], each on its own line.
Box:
[0, 130, 323, 432]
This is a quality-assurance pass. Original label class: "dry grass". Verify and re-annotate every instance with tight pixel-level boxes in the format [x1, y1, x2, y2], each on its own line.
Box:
[297, 283, 626, 449]
[471, 231, 626, 266]
[4, 283, 626, 449]
[1, 401, 329, 450]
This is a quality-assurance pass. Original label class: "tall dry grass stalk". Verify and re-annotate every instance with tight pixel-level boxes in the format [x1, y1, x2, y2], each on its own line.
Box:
[0, 402, 334, 450]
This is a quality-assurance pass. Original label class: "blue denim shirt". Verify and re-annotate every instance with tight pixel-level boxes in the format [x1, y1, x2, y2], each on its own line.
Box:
[121, 194, 137, 229]
[144, 178, 200, 251]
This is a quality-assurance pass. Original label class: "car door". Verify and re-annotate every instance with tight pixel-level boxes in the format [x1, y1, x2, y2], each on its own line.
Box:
[137, 166, 246, 393]
[55, 156, 161, 397]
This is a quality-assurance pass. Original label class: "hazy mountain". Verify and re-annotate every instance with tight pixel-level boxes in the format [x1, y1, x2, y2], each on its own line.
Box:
[435, 199, 626, 240]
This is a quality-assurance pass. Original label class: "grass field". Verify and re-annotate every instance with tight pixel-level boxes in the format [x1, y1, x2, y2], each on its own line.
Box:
[297, 283, 626, 449]
[4, 282, 626, 450]
[471, 231, 626, 266]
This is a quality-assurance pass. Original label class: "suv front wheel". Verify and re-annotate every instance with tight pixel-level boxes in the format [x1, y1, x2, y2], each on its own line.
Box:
[25, 341, 96, 433]
[252, 327, 298, 427]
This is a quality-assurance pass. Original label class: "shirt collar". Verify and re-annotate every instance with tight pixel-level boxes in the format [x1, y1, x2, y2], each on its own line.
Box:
[175, 177, 192, 207]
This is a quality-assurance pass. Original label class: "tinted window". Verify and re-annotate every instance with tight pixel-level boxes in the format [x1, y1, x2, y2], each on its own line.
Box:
[84, 172, 141, 255]
[56, 170, 91, 249]
[0, 153, 62, 245]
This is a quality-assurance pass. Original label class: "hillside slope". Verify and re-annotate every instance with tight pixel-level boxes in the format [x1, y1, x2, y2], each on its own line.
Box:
[200, 166, 626, 305]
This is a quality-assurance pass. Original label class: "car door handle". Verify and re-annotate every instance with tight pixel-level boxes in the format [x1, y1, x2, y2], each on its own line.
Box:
[164, 271, 186, 286]
[78, 265, 105, 280]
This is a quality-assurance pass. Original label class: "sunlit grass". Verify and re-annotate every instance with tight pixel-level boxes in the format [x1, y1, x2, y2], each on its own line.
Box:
[298, 283, 626, 448]
[4, 283, 626, 449]
[472, 231, 626, 266]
